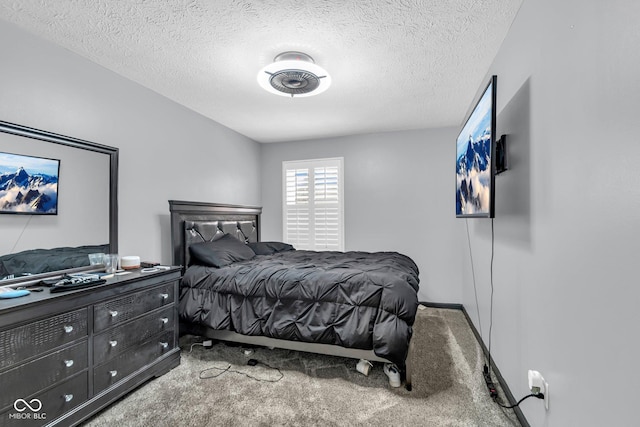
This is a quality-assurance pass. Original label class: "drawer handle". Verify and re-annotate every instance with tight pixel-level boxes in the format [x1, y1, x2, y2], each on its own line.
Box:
[160, 341, 169, 349]
[110, 370, 118, 378]
[64, 359, 74, 368]
[63, 325, 74, 334]
[109, 310, 119, 318]
[63, 394, 74, 403]
[109, 340, 118, 348]
[161, 317, 169, 324]
[160, 293, 169, 300]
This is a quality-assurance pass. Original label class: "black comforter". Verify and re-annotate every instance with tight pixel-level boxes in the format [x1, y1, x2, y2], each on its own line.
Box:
[180, 250, 419, 365]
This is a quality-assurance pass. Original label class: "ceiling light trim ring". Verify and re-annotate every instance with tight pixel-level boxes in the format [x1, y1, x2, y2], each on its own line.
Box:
[257, 52, 331, 98]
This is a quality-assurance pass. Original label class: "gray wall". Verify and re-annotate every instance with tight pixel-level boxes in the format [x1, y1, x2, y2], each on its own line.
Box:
[0, 19, 261, 264]
[464, 0, 640, 426]
[260, 127, 463, 304]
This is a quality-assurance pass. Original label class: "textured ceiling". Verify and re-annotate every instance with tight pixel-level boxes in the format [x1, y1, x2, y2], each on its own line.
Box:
[0, 0, 522, 143]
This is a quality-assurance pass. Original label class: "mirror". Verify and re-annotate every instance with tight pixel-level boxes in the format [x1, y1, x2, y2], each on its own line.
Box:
[0, 121, 118, 285]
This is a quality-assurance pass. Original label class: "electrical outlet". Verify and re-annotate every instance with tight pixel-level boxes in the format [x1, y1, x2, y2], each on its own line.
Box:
[528, 370, 549, 410]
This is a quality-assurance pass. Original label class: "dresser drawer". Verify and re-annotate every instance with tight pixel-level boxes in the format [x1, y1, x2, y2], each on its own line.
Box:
[0, 309, 88, 371]
[0, 371, 87, 427]
[94, 330, 175, 394]
[93, 282, 176, 332]
[0, 340, 88, 412]
[93, 305, 175, 365]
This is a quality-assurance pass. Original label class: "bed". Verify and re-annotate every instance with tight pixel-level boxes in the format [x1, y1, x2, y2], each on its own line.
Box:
[169, 200, 419, 385]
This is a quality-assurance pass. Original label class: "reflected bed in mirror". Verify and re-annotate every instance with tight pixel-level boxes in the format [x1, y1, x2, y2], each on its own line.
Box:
[0, 121, 118, 286]
[0, 244, 109, 282]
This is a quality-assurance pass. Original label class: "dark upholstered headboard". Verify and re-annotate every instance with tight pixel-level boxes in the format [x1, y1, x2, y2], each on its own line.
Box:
[169, 200, 261, 269]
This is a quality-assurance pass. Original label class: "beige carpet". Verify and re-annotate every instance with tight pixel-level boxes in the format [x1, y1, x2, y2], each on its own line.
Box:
[82, 307, 521, 426]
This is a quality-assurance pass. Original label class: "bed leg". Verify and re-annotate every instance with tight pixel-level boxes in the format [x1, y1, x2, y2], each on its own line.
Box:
[356, 359, 373, 376]
[404, 357, 412, 391]
[405, 368, 412, 391]
[405, 330, 415, 391]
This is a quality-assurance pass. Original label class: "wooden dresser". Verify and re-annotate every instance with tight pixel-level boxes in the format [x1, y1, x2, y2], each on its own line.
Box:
[0, 267, 181, 426]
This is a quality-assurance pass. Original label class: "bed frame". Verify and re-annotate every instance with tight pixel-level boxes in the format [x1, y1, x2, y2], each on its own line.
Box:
[169, 200, 413, 386]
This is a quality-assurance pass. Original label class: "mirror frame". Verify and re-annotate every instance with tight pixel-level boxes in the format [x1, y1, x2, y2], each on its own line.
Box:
[0, 120, 118, 286]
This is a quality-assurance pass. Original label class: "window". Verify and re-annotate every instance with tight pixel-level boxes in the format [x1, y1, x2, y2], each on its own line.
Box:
[283, 158, 344, 251]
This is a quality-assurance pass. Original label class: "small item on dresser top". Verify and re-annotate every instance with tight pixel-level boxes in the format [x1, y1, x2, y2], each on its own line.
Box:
[120, 255, 141, 270]
[16, 286, 44, 292]
[0, 287, 30, 299]
[104, 254, 119, 274]
[69, 272, 100, 281]
[39, 278, 60, 287]
[50, 276, 107, 293]
[141, 265, 172, 273]
[141, 261, 160, 268]
[88, 252, 105, 266]
[70, 271, 115, 282]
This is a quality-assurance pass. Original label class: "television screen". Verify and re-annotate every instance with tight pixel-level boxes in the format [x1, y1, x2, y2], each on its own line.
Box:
[456, 75, 496, 218]
[0, 151, 60, 215]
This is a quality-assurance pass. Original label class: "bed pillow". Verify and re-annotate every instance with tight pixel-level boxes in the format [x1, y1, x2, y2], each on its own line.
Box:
[189, 234, 256, 267]
[247, 241, 295, 256]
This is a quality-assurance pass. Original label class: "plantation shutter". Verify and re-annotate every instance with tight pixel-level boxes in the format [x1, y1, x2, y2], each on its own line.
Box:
[283, 158, 344, 251]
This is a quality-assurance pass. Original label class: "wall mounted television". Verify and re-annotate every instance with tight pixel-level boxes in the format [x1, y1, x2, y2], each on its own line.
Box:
[0, 151, 60, 215]
[456, 75, 497, 218]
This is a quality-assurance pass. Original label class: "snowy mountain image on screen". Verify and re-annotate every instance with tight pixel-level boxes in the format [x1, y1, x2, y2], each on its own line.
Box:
[0, 166, 58, 213]
[456, 128, 491, 215]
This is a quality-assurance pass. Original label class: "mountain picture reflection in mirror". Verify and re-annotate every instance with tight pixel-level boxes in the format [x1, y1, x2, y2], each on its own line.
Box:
[0, 151, 60, 215]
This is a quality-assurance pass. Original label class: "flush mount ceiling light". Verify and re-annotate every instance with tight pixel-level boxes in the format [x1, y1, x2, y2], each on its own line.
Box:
[257, 52, 331, 98]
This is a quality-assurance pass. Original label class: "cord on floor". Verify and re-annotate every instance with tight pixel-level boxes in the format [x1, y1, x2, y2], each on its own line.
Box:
[199, 359, 283, 383]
